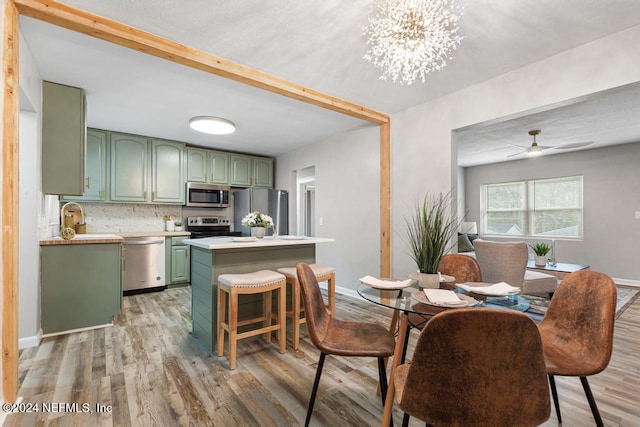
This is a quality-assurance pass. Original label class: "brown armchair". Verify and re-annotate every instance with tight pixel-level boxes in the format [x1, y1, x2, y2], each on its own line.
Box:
[392, 308, 550, 426]
[538, 270, 616, 426]
[296, 262, 396, 427]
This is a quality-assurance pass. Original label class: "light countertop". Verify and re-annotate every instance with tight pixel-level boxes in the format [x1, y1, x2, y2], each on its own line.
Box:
[183, 236, 335, 250]
[40, 231, 191, 246]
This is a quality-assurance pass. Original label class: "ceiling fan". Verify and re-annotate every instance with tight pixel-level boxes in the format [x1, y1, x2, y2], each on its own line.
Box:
[507, 130, 593, 158]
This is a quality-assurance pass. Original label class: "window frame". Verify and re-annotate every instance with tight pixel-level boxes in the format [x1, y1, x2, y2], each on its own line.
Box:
[480, 175, 583, 239]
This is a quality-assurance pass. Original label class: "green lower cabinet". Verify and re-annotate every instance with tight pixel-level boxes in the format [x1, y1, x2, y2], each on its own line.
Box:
[41, 243, 122, 334]
[166, 236, 190, 285]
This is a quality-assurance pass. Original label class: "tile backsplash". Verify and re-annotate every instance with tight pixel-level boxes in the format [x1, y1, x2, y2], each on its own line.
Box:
[82, 203, 182, 233]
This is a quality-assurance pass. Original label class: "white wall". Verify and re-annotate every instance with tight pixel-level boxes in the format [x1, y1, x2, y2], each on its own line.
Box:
[17, 30, 44, 348]
[390, 24, 640, 282]
[463, 142, 640, 283]
[276, 24, 640, 292]
[275, 124, 380, 292]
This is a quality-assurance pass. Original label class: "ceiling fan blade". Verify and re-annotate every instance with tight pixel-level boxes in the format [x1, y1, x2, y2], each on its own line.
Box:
[507, 143, 529, 149]
[552, 141, 594, 150]
[537, 145, 553, 151]
[507, 150, 526, 158]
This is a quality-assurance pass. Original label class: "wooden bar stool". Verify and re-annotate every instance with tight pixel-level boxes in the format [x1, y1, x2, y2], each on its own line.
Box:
[276, 264, 335, 350]
[217, 270, 286, 370]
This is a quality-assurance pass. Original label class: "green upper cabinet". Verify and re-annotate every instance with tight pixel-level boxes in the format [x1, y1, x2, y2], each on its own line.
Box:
[252, 156, 274, 188]
[186, 148, 207, 182]
[229, 154, 252, 187]
[110, 133, 148, 202]
[187, 147, 229, 184]
[208, 151, 230, 184]
[152, 139, 185, 203]
[42, 81, 87, 195]
[230, 154, 273, 188]
[61, 129, 108, 202]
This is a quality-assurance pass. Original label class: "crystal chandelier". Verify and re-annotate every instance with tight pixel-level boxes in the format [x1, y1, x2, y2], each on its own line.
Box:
[363, 0, 464, 85]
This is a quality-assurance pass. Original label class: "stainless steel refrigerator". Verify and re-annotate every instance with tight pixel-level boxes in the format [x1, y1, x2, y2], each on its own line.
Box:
[233, 188, 289, 236]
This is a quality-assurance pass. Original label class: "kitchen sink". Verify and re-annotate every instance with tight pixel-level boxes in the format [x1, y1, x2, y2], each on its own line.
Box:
[53, 233, 121, 240]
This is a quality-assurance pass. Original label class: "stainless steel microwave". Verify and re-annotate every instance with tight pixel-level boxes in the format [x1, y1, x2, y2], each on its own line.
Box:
[185, 183, 230, 208]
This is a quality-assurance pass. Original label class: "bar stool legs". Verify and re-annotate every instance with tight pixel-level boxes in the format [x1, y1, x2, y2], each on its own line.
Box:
[217, 270, 286, 370]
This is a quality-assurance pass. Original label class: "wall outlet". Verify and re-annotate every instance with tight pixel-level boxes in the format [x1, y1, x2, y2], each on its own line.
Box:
[85, 216, 93, 224]
[319, 217, 324, 226]
[635, 211, 640, 220]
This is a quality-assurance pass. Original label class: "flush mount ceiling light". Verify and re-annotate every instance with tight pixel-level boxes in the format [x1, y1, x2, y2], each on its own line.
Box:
[363, 0, 464, 85]
[189, 116, 236, 135]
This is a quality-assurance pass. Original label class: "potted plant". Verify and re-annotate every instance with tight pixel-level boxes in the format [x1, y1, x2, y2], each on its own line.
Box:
[529, 242, 551, 266]
[405, 192, 458, 288]
[174, 219, 183, 232]
[241, 211, 274, 239]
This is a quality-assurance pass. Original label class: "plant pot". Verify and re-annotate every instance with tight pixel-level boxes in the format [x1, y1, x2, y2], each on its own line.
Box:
[250, 227, 266, 239]
[535, 255, 547, 266]
[416, 272, 440, 289]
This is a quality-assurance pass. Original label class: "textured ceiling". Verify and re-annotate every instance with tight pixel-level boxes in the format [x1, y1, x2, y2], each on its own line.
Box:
[18, 0, 640, 161]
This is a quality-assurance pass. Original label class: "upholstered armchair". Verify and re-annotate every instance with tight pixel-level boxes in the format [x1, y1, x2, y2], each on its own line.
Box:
[473, 239, 528, 287]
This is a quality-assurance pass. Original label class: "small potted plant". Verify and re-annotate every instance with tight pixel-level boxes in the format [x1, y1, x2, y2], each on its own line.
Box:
[241, 211, 274, 239]
[174, 219, 183, 232]
[529, 242, 551, 266]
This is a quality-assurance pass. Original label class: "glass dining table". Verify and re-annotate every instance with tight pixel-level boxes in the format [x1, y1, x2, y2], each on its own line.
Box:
[357, 282, 532, 427]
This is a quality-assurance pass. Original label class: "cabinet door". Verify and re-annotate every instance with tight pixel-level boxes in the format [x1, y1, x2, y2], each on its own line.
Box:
[151, 139, 185, 204]
[41, 244, 121, 334]
[208, 151, 229, 184]
[186, 147, 207, 182]
[252, 157, 274, 188]
[42, 81, 86, 195]
[170, 245, 190, 283]
[110, 133, 148, 202]
[229, 154, 252, 187]
[61, 129, 108, 201]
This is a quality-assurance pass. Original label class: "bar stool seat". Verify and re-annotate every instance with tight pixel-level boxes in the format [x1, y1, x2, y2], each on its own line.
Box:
[277, 264, 335, 350]
[217, 270, 286, 370]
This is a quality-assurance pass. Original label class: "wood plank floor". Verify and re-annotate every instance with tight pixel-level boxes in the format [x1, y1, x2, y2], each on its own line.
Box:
[6, 286, 640, 426]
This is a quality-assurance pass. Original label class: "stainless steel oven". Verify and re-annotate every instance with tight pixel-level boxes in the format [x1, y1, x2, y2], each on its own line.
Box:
[185, 183, 230, 208]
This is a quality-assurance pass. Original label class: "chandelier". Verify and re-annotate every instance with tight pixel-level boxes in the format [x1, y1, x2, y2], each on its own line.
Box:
[363, 0, 464, 85]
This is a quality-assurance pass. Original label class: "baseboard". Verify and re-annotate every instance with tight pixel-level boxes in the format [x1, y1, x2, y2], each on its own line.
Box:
[18, 329, 42, 349]
[333, 284, 359, 300]
[614, 278, 640, 287]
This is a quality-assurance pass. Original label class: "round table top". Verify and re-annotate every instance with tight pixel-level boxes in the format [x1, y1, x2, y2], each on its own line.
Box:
[356, 282, 531, 317]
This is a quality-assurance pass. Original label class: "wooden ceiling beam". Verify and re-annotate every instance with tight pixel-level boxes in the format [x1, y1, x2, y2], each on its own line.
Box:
[13, 0, 390, 125]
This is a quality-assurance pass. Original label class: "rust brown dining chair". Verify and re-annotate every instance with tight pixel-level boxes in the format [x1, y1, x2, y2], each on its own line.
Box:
[392, 308, 550, 427]
[538, 270, 617, 427]
[439, 253, 483, 284]
[296, 262, 396, 427]
[408, 253, 482, 329]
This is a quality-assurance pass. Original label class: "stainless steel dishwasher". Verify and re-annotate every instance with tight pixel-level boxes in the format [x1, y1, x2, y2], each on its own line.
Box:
[122, 236, 166, 295]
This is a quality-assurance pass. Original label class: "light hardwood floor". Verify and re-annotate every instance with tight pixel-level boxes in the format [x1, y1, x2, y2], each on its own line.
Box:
[6, 287, 640, 426]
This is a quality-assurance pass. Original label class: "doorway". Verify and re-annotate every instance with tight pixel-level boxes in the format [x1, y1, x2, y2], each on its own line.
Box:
[296, 167, 315, 236]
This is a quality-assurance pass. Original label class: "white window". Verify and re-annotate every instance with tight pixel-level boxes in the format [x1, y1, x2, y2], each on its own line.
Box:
[481, 176, 583, 238]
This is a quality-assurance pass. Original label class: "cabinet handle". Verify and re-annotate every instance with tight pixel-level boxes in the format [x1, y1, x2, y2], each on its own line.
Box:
[85, 176, 90, 189]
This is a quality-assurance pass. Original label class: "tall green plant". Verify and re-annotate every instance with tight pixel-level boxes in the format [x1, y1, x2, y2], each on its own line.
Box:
[405, 193, 458, 274]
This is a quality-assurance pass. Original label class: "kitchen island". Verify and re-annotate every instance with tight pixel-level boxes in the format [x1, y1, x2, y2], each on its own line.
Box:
[183, 236, 334, 352]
